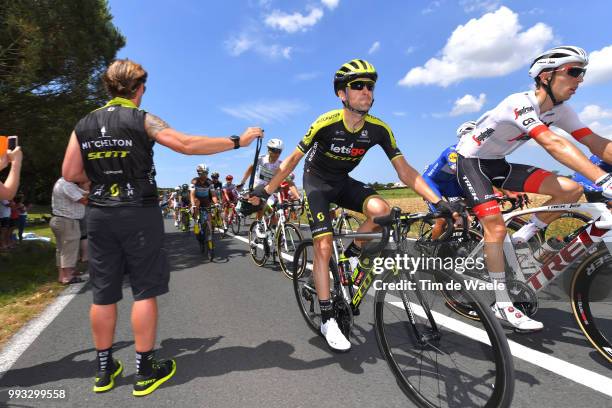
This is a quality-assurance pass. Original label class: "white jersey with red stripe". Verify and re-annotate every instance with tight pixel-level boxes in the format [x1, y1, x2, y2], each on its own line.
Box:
[456, 90, 591, 159]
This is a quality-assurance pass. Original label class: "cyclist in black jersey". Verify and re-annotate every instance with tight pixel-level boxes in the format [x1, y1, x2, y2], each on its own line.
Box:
[62, 58, 263, 396]
[250, 59, 450, 352]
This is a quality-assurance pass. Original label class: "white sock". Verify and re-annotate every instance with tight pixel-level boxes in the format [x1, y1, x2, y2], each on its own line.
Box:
[490, 272, 512, 305]
[511, 215, 548, 244]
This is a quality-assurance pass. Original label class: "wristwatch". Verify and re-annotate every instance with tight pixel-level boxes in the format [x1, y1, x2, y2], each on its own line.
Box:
[230, 135, 240, 149]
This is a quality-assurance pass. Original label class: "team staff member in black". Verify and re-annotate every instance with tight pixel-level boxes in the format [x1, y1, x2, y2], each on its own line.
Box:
[250, 59, 450, 352]
[62, 59, 262, 396]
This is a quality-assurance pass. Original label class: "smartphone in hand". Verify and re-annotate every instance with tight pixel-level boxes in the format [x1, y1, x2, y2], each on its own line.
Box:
[8, 136, 18, 150]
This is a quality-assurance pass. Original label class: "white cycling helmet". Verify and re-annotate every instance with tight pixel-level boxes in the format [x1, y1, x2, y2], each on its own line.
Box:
[528, 46, 588, 79]
[267, 138, 283, 151]
[174, 186, 181, 192]
[196, 163, 209, 174]
[456, 120, 477, 138]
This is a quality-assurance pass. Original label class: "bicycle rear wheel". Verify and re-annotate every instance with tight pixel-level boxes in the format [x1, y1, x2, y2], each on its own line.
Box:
[292, 239, 337, 335]
[249, 221, 269, 266]
[277, 222, 303, 279]
[375, 268, 515, 408]
[571, 248, 612, 364]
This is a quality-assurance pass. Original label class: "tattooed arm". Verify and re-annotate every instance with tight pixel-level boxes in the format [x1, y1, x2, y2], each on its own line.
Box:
[145, 113, 263, 155]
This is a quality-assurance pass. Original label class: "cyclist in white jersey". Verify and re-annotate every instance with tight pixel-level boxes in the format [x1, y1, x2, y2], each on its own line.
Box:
[455, 46, 612, 332]
[239, 139, 284, 215]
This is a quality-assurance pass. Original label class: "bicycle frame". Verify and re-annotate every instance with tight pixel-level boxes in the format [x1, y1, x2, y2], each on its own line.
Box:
[458, 203, 612, 293]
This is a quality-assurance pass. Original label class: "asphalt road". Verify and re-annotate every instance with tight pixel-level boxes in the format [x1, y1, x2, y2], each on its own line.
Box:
[0, 218, 610, 408]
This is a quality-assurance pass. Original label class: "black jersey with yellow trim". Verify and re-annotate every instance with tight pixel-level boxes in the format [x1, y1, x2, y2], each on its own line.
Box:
[297, 109, 402, 181]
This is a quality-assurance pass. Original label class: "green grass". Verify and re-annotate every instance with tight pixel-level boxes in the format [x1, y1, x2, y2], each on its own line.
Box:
[376, 187, 419, 199]
[0, 205, 63, 347]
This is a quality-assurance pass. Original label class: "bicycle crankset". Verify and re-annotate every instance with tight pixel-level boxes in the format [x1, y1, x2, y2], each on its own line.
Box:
[333, 293, 353, 338]
[506, 279, 538, 317]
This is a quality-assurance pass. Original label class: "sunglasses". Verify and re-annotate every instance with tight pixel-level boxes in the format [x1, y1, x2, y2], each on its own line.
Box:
[348, 80, 375, 91]
[554, 66, 586, 79]
[268, 148, 282, 154]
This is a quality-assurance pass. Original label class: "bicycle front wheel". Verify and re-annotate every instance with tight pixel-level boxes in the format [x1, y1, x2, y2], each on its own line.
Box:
[571, 248, 612, 364]
[277, 223, 303, 279]
[230, 211, 241, 235]
[248, 221, 269, 266]
[375, 268, 515, 408]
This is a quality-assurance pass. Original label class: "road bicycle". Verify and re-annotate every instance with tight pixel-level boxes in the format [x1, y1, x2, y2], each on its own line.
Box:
[249, 201, 303, 278]
[194, 206, 215, 261]
[177, 206, 191, 232]
[292, 208, 515, 407]
[438, 202, 612, 363]
[224, 201, 243, 234]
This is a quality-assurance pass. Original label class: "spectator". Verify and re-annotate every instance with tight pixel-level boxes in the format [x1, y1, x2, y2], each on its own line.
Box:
[50, 177, 87, 285]
[0, 199, 10, 251]
[8, 199, 19, 247]
[14, 195, 29, 243]
[0, 146, 23, 200]
[61, 58, 262, 396]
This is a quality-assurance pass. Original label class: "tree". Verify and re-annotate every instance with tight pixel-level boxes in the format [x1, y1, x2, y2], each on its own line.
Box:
[0, 0, 125, 203]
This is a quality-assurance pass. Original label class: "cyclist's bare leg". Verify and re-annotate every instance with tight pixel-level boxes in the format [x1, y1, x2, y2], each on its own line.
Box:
[479, 212, 507, 273]
[313, 234, 334, 300]
[431, 218, 448, 240]
[354, 196, 390, 247]
[532, 175, 584, 224]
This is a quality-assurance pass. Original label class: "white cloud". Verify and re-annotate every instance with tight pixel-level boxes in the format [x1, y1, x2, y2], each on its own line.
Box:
[422, 1, 443, 15]
[404, 46, 416, 55]
[579, 105, 612, 122]
[392, 112, 407, 117]
[583, 45, 612, 86]
[321, 0, 339, 10]
[450, 93, 486, 116]
[295, 72, 319, 81]
[460, 0, 501, 13]
[265, 8, 324, 33]
[226, 34, 255, 57]
[225, 33, 292, 59]
[368, 41, 380, 55]
[221, 100, 306, 124]
[398, 6, 553, 87]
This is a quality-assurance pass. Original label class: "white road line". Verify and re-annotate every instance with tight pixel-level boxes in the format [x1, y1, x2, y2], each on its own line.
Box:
[0, 282, 85, 380]
[231, 232, 612, 397]
[386, 299, 612, 398]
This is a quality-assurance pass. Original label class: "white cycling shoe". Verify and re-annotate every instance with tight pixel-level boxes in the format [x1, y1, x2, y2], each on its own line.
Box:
[320, 318, 351, 352]
[493, 303, 543, 333]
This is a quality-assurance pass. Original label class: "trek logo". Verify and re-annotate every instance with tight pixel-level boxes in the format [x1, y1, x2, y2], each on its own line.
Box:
[528, 231, 593, 290]
[514, 106, 534, 119]
[330, 143, 366, 157]
[472, 128, 494, 146]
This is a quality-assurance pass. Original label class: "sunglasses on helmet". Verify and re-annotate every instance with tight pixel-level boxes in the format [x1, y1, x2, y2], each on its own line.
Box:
[554, 66, 586, 79]
[347, 80, 375, 91]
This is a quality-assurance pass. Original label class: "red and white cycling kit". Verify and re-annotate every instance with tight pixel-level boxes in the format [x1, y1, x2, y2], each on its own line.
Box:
[455, 90, 592, 217]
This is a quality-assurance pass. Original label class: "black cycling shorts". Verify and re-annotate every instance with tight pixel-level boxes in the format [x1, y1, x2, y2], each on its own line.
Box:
[88, 205, 170, 305]
[303, 169, 378, 238]
[456, 155, 552, 218]
[584, 191, 608, 203]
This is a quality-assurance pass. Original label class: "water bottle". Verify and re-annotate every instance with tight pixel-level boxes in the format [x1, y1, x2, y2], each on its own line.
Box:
[352, 257, 373, 287]
[534, 236, 565, 263]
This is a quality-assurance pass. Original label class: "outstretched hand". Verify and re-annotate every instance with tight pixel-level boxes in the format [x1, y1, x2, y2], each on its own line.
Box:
[239, 127, 264, 147]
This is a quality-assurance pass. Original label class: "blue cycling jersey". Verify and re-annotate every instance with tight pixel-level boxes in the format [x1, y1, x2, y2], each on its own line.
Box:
[422, 144, 464, 211]
[572, 154, 612, 192]
[424, 144, 459, 183]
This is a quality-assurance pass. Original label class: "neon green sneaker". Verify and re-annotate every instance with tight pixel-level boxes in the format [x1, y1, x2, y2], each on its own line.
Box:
[93, 359, 123, 393]
[133, 359, 176, 397]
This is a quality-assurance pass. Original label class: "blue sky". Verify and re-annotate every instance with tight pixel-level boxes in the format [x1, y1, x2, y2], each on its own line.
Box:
[107, 0, 612, 188]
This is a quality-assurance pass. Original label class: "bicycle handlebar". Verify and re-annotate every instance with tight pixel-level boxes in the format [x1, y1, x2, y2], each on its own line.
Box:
[360, 207, 459, 256]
